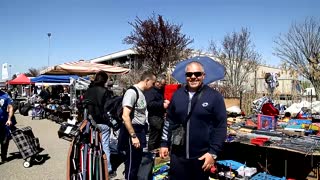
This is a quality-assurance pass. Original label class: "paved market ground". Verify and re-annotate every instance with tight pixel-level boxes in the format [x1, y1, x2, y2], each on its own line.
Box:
[0, 113, 124, 180]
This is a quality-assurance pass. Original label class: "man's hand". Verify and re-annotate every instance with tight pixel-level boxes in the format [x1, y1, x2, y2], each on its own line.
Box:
[131, 137, 140, 148]
[159, 147, 169, 158]
[163, 100, 170, 109]
[5, 119, 12, 126]
[198, 153, 215, 171]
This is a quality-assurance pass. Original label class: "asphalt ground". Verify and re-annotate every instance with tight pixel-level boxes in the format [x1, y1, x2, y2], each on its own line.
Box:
[0, 113, 125, 180]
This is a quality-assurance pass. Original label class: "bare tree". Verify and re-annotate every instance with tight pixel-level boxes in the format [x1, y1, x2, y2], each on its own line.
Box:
[210, 28, 261, 97]
[11, 74, 17, 80]
[124, 13, 193, 75]
[24, 68, 40, 77]
[275, 17, 320, 99]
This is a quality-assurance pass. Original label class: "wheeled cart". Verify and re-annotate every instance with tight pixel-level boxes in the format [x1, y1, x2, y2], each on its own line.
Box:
[10, 126, 43, 168]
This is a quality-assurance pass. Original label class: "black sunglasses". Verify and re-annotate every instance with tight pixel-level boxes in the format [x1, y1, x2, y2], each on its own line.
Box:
[185, 72, 203, 78]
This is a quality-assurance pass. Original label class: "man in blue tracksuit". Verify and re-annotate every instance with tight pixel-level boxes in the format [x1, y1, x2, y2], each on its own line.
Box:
[160, 61, 227, 180]
[0, 89, 14, 164]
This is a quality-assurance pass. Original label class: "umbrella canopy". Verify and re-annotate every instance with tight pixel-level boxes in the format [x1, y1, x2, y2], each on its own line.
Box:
[8, 74, 34, 85]
[172, 56, 225, 84]
[40, 60, 130, 76]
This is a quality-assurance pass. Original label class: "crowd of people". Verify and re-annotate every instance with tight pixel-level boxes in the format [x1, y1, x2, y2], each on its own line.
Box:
[0, 85, 71, 164]
[84, 61, 227, 180]
[0, 60, 227, 180]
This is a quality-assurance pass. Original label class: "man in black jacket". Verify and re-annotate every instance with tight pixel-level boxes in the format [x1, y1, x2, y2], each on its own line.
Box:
[84, 71, 113, 174]
[144, 77, 170, 151]
[160, 61, 227, 180]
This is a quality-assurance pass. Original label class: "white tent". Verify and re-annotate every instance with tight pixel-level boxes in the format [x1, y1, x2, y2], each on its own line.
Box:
[285, 100, 320, 114]
[227, 106, 242, 114]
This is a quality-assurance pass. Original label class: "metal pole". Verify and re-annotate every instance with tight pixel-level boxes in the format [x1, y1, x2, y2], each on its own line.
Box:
[284, 159, 287, 178]
[47, 33, 52, 67]
[254, 70, 257, 95]
[311, 89, 313, 114]
[8, 64, 11, 80]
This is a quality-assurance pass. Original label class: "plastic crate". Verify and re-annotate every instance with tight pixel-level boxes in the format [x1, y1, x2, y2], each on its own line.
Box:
[250, 172, 286, 180]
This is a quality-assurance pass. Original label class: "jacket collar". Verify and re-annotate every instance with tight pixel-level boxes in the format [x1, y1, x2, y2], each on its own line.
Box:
[183, 83, 206, 94]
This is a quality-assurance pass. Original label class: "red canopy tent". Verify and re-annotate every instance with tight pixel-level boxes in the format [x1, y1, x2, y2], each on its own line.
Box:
[7, 74, 34, 85]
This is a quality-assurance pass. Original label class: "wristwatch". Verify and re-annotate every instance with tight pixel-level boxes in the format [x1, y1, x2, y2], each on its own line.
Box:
[130, 133, 137, 138]
[210, 154, 217, 160]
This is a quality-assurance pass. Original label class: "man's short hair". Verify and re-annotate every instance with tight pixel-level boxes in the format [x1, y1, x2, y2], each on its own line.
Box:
[140, 71, 155, 81]
[185, 61, 204, 72]
[156, 75, 166, 82]
[93, 71, 108, 86]
[284, 112, 291, 117]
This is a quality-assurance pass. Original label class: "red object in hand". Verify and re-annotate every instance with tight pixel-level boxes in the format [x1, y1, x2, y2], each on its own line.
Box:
[164, 84, 181, 101]
[210, 165, 217, 173]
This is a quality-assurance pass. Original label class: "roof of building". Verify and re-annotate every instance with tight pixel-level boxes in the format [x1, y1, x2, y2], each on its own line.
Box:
[90, 49, 137, 63]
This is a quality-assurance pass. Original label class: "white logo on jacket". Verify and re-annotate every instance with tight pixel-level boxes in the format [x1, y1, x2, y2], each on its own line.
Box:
[0, 99, 4, 107]
[202, 102, 209, 107]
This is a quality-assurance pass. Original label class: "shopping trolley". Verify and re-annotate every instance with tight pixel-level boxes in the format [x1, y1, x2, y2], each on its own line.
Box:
[10, 126, 43, 167]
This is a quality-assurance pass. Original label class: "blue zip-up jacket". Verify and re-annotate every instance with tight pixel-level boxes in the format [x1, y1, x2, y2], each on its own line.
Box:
[161, 85, 227, 159]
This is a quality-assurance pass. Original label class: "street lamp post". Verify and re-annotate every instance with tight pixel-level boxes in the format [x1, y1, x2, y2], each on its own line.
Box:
[8, 64, 11, 79]
[47, 33, 52, 67]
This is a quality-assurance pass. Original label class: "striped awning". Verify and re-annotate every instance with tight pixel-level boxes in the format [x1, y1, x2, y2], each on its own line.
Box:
[40, 60, 130, 76]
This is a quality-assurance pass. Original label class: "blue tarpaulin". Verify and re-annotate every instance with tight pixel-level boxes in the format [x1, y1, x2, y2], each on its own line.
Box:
[31, 75, 79, 83]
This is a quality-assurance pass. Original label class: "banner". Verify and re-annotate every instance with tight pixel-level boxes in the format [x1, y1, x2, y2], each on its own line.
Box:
[2, 63, 8, 80]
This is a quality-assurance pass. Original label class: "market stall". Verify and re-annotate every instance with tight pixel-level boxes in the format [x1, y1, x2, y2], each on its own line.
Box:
[216, 71, 320, 180]
[222, 135, 320, 179]
[7, 73, 34, 97]
[31, 74, 79, 84]
[40, 60, 130, 76]
[8, 73, 34, 85]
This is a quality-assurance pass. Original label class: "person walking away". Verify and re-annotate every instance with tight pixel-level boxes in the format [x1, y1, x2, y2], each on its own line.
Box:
[84, 71, 113, 175]
[14, 89, 18, 100]
[144, 77, 170, 151]
[121, 71, 156, 180]
[6, 89, 12, 99]
[0, 89, 15, 164]
[160, 61, 227, 180]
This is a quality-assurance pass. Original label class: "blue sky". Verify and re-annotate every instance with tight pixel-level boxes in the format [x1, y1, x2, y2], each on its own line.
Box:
[1, 0, 319, 76]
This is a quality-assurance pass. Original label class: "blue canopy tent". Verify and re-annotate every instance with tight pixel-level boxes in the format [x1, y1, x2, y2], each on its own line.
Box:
[31, 75, 79, 84]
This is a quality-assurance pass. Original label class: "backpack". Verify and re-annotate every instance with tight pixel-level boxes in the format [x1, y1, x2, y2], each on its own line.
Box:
[103, 86, 139, 131]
